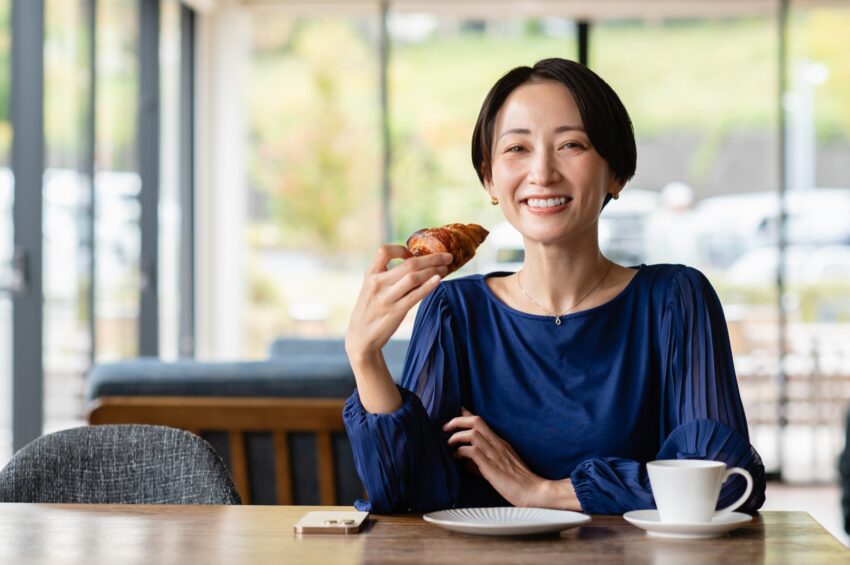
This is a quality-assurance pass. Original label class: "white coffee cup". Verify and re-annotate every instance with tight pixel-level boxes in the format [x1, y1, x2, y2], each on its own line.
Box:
[646, 460, 753, 524]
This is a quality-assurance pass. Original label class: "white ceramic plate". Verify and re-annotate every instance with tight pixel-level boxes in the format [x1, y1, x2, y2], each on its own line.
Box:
[623, 510, 752, 539]
[422, 507, 592, 536]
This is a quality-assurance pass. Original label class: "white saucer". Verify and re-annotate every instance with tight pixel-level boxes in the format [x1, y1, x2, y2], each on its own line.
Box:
[623, 510, 752, 539]
[423, 507, 591, 536]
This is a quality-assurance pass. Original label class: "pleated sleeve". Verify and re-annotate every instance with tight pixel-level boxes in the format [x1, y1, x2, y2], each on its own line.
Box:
[570, 266, 767, 515]
[342, 285, 463, 512]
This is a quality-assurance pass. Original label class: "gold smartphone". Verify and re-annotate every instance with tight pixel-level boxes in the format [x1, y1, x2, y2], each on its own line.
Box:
[293, 511, 370, 534]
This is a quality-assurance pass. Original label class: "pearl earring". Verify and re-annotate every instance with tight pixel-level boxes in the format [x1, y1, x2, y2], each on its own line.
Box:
[490, 196, 499, 205]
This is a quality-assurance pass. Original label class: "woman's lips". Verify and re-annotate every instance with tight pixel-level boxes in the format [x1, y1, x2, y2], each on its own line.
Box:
[522, 198, 572, 215]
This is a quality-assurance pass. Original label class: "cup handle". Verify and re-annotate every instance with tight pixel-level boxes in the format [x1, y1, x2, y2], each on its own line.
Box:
[716, 467, 753, 515]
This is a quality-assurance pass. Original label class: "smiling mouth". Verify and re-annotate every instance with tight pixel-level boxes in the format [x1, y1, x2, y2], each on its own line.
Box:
[523, 196, 572, 209]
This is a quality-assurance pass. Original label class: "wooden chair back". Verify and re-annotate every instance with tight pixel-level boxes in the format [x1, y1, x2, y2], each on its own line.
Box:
[87, 396, 348, 505]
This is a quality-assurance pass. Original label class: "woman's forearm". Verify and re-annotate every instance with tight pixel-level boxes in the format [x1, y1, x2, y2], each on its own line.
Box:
[538, 478, 583, 511]
[347, 347, 403, 414]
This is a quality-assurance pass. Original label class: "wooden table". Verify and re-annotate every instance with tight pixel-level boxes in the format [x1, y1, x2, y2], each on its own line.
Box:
[0, 504, 845, 564]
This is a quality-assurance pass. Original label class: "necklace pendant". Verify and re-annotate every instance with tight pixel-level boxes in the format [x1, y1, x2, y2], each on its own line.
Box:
[555, 317, 562, 326]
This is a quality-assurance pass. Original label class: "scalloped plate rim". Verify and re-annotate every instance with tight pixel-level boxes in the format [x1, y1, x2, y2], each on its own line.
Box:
[422, 507, 592, 536]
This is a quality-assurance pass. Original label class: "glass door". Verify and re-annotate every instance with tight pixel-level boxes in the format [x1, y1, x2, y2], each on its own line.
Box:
[42, 0, 93, 438]
[0, 0, 192, 461]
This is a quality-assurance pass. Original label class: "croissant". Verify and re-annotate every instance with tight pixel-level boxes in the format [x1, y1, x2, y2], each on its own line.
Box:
[406, 223, 489, 275]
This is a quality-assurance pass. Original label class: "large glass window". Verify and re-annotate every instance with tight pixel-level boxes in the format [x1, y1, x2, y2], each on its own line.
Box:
[779, 5, 850, 482]
[42, 0, 92, 436]
[15, 0, 190, 445]
[95, 0, 140, 362]
[593, 16, 783, 475]
[244, 14, 381, 357]
[159, 0, 182, 360]
[592, 12, 850, 482]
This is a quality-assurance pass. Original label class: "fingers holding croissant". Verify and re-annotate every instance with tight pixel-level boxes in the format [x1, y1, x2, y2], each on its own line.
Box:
[406, 223, 489, 275]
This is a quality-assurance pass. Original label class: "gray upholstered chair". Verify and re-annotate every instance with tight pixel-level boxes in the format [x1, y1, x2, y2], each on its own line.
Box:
[0, 424, 241, 504]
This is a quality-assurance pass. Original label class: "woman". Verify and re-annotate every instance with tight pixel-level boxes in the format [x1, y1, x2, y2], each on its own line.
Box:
[343, 58, 766, 514]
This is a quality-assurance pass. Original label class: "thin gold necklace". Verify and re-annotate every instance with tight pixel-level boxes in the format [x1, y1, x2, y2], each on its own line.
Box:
[516, 259, 613, 326]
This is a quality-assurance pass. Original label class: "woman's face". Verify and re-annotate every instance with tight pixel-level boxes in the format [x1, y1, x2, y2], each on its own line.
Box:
[485, 80, 620, 247]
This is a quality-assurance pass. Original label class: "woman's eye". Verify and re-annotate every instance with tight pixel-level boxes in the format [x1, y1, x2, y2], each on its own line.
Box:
[559, 142, 584, 150]
[505, 145, 525, 153]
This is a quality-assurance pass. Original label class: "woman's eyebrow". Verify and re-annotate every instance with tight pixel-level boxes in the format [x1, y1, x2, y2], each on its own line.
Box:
[555, 125, 586, 133]
[498, 125, 586, 139]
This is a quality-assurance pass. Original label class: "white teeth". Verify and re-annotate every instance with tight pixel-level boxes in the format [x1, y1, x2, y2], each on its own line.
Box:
[527, 197, 568, 209]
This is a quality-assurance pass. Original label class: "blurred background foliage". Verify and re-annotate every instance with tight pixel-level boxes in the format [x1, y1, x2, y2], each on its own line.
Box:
[242, 12, 849, 261]
[2, 9, 848, 253]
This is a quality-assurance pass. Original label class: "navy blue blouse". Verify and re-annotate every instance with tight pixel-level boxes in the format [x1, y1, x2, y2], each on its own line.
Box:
[343, 264, 767, 514]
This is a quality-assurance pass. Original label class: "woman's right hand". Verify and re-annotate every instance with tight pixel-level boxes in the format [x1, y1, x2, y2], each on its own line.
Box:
[345, 245, 452, 414]
[345, 245, 452, 361]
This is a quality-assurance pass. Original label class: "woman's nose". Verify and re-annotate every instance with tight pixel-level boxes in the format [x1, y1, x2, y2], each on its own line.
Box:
[528, 150, 561, 186]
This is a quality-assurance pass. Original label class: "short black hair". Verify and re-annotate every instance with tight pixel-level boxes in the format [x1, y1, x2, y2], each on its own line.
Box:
[471, 58, 636, 199]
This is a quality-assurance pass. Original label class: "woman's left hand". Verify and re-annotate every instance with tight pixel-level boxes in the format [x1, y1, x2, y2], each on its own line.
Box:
[443, 407, 549, 508]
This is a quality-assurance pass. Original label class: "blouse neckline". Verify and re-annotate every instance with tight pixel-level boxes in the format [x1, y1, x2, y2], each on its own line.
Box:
[477, 264, 645, 322]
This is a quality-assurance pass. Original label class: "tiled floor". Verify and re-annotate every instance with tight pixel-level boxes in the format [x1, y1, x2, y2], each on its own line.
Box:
[763, 482, 849, 547]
